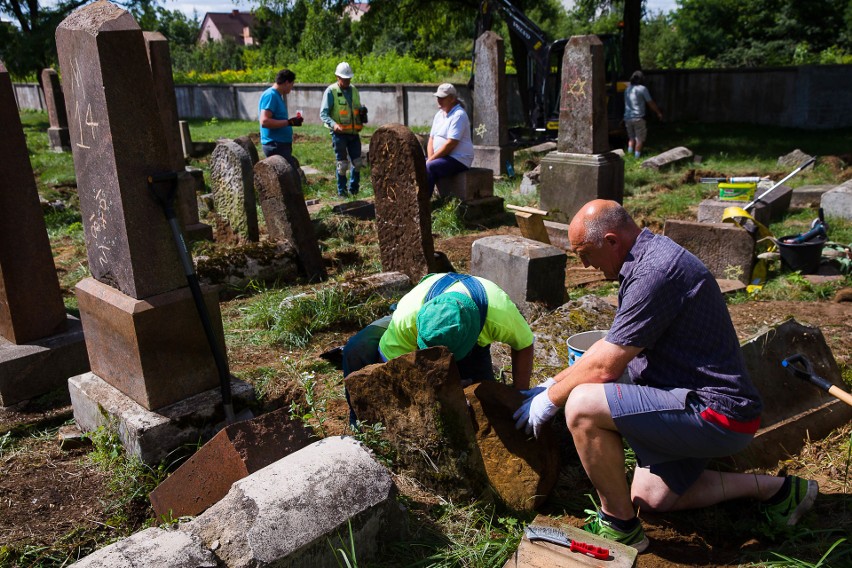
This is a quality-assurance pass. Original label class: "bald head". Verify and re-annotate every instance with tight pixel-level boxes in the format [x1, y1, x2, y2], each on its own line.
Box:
[568, 200, 641, 279]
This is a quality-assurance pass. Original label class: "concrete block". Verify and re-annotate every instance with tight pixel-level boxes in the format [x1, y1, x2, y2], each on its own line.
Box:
[663, 220, 755, 284]
[539, 151, 624, 224]
[640, 146, 693, 170]
[0, 315, 89, 407]
[76, 277, 225, 410]
[436, 167, 494, 201]
[471, 235, 567, 314]
[69, 527, 216, 568]
[790, 184, 835, 209]
[69, 372, 255, 466]
[821, 180, 852, 221]
[150, 407, 316, 519]
[730, 318, 852, 469]
[182, 437, 402, 568]
[698, 184, 792, 226]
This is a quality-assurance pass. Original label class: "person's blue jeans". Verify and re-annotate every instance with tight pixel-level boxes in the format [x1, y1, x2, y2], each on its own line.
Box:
[331, 133, 362, 196]
[426, 156, 468, 197]
[262, 141, 299, 172]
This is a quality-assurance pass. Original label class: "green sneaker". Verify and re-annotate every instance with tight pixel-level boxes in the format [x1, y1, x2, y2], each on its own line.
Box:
[761, 476, 819, 526]
[583, 512, 649, 553]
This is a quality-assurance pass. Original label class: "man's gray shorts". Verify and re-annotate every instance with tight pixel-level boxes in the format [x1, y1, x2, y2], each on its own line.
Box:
[604, 383, 755, 494]
[625, 118, 648, 143]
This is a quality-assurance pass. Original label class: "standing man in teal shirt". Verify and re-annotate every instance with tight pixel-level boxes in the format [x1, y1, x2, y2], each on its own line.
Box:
[259, 69, 302, 170]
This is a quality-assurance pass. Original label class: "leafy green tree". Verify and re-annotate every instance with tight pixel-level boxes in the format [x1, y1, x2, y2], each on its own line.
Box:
[299, 0, 349, 59]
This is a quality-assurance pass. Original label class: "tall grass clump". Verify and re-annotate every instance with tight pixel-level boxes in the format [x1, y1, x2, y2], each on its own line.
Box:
[241, 286, 392, 348]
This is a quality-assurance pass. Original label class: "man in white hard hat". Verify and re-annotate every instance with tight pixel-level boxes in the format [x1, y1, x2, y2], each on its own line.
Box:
[320, 62, 366, 197]
[427, 83, 474, 196]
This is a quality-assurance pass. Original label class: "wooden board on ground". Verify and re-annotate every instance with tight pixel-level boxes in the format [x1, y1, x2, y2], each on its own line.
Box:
[503, 515, 637, 568]
[506, 204, 550, 244]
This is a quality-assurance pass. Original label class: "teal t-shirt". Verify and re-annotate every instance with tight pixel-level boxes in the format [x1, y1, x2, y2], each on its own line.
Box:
[378, 274, 534, 360]
[259, 86, 292, 144]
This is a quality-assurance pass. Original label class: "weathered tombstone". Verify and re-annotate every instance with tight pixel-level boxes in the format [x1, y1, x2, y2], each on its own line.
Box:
[179, 120, 193, 159]
[640, 146, 693, 170]
[821, 179, 852, 221]
[539, 35, 624, 223]
[732, 319, 852, 468]
[663, 220, 755, 284]
[254, 155, 327, 282]
[56, 1, 246, 459]
[470, 235, 567, 316]
[209, 140, 259, 243]
[143, 31, 212, 242]
[345, 347, 488, 501]
[464, 381, 559, 511]
[472, 31, 513, 175]
[370, 123, 438, 284]
[0, 62, 89, 406]
[40, 68, 71, 152]
[233, 135, 259, 166]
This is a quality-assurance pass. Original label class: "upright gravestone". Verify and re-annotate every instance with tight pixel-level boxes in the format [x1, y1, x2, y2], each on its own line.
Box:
[143, 31, 211, 242]
[56, 2, 240, 450]
[539, 35, 624, 223]
[369, 123, 438, 284]
[0, 62, 88, 406]
[41, 68, 71, 152]
[210, 140, 259, 243]
[472, 31, 513, 176]
[254, 156, 327, 282]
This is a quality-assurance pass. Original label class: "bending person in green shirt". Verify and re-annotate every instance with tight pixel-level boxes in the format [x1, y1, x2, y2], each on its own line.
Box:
[342, 273, 535, 425]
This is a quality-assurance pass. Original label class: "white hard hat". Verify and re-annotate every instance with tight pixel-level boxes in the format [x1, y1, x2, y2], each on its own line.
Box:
[335, 62, 354, 79]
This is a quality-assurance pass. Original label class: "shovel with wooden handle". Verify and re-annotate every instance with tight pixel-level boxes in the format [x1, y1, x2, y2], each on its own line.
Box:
[782, 354, 852, 407]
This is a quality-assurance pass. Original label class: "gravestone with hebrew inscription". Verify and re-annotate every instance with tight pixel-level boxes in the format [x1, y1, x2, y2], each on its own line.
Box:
[41, 68, 71, 152]
[370, 123, 439, 284]
[254, 155, 326, 282]
[210, 140, 259, 243]
[472, 31, 513, 176]
[539, 35, 623, 224]
[143, 31, 211, 242]
[0, 62, 89, 406]
[57, 1, 249, 461]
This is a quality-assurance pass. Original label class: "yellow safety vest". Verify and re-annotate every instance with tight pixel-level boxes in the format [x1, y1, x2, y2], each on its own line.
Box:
[330, 84, 363, 133]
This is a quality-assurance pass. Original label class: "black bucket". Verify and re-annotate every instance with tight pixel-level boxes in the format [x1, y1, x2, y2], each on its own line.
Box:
[776, 235, 826, 274]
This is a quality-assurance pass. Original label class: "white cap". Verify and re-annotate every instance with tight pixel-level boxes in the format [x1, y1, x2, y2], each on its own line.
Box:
[434, 83, 457, 98]
[335, 62, 354, 79]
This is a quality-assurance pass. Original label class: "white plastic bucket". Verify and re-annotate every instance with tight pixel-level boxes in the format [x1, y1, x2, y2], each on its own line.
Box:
[567, 330, 608, 366]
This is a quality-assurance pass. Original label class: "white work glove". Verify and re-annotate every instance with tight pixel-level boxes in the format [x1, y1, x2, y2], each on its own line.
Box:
[513, 387, 559, 439]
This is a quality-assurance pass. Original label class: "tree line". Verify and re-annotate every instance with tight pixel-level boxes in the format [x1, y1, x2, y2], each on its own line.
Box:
[1, 0, 850, 82]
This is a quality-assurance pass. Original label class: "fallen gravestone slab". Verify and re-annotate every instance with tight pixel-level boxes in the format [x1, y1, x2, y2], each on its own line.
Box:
[465, 381, 559, 511]
[345, 346, 488, 501]
[640, 146, 693, 170]
[69, 527, 216, 568]
[182, 436, 401, 567]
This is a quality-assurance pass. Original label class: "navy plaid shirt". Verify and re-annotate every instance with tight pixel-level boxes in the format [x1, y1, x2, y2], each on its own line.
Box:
[607, 229, 763, 421]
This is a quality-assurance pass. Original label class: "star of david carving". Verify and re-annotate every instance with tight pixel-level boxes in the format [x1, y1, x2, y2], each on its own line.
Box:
[474, 123, 488, 137]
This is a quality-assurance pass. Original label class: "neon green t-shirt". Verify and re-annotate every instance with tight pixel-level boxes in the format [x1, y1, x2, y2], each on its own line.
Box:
[378, 274, 534, 360]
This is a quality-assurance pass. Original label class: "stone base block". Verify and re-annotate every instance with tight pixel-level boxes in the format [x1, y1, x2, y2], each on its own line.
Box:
[182, 437, 402, 567]
[663, 220, 755, 284]
[185, 222, 214, 242]
[539, 151, 624, 224]
[472, 145, 514, 176]
[471, 235, 567, 312]
[543, 220, 570, 251]
[149, 407, 315, 519]
[69, 371, 255, 466]
[332, 199, 376, 220]
[791, 184, 835, 209]
[698, 184, 792, 226]
[47, 127, 71, 152]
[0, 315, 89, 407]
[822, 180, 852, 221]
[436, 167, 495, 201]
[458, 195, 506, 226]
[76, 277, 225, 410]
